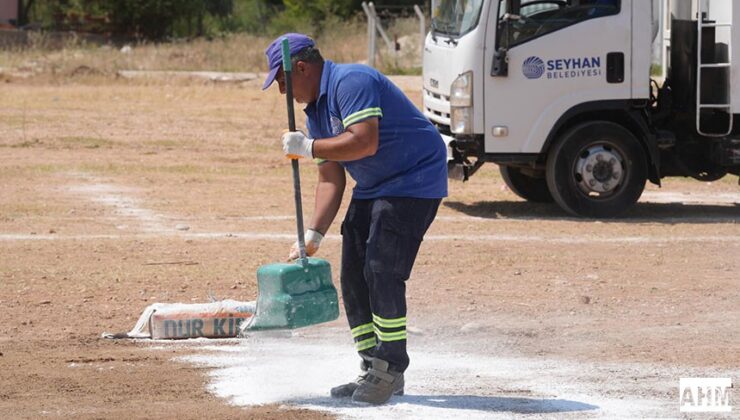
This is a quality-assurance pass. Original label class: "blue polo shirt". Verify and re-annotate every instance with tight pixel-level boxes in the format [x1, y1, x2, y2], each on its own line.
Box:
[304, 60, 448, 200]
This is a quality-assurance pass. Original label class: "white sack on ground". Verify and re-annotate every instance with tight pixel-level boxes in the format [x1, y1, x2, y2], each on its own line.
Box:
[102, 300, 256, 339]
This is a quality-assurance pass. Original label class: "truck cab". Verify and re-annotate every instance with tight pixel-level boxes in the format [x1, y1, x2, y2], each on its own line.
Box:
[423, 0, 740, 217]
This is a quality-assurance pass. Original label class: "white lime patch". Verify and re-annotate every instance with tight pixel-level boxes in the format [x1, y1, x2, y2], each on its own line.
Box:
[174, 332, 709, 419]
[640, 191, 740, 205]
[67, 181, 170, 232]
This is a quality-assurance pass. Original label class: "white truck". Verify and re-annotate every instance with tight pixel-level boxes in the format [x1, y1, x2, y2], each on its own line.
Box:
[423, 0, 740, 217]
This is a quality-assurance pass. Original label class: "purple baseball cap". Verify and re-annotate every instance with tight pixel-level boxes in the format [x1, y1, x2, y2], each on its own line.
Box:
[262, 33, 315, 90]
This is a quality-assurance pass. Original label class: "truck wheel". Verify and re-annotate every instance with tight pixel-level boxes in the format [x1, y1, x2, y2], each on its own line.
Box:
[546, 121, 647, 218]
[500, 165, 554, 203]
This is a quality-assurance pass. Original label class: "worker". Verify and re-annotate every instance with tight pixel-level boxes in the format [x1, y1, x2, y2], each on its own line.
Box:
[262, 33, 448, 405]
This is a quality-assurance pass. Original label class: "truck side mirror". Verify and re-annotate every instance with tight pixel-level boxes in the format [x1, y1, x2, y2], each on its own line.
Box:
[491, 48, 508, 77]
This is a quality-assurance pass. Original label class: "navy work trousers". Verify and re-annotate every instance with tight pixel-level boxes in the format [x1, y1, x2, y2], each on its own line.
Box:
[340, 196, 440, 372]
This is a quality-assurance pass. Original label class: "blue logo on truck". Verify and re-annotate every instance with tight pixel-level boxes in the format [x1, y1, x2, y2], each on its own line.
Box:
[524, 56, 603, 80]
[522, 56, 545, 79]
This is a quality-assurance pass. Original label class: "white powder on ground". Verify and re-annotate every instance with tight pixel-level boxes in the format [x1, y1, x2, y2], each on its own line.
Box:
[172, 331, 728, 419]
[3, 232, 739, 243]
[67, 182, 171, 233]
[640, 191, 740, 204]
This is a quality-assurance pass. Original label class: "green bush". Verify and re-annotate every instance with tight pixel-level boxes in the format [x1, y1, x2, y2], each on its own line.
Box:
[266, 0, 353, 36]
[23, 0, 427, 40]
[106, 0, 237, 39]
[218, 0, 271, 33]
[24, 0, 236, 39]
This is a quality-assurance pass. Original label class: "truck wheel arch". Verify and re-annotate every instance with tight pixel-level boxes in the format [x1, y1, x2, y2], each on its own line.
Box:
[541, 100, 660, 186]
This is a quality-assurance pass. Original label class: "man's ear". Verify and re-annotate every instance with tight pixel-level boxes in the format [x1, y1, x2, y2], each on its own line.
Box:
[294, 61, 308, 75]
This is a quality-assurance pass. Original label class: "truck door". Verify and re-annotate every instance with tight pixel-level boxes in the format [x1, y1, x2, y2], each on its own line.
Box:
[483, 0, 633, 154]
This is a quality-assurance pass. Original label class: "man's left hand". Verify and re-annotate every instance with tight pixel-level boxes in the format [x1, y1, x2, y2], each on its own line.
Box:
[282, 131, 314, 159]
[288, 229, 323, 261]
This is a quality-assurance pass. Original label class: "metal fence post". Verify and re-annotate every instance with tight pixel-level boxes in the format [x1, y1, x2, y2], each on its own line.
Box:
[370, 4, 395, 51]
[414, 5, 426, 66]
[361, 2, 377, 68]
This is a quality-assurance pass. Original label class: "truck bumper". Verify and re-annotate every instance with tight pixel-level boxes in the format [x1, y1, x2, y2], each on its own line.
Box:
[441, 132, 455, 162]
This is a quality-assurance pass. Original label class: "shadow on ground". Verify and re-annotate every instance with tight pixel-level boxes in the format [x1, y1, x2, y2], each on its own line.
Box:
[444, 200, 740, 223]
[293, 394, 598, 414]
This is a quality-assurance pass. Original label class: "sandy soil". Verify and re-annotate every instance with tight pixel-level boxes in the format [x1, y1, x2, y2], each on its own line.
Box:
[0, 76, 738, 419]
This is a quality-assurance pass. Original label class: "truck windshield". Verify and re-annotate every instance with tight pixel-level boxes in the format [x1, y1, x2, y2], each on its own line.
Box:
[498, 0, 620, 48]
[432, 0, 485, 37]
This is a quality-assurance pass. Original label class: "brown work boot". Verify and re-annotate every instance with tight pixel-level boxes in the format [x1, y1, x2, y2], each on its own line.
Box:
[331, 374, 365, 398]
[330, 360, 370, 398]
[351, 358, 404, 405]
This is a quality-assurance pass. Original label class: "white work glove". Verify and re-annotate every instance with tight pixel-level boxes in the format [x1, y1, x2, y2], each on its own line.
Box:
[282, 130, 314, 159]
[288, 229, 323, 261]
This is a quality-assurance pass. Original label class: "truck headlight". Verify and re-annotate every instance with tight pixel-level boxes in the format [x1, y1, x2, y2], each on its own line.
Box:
[450, 71, 473, 134]
[450, 71, 472, 107]
[450, 108, 472, 134]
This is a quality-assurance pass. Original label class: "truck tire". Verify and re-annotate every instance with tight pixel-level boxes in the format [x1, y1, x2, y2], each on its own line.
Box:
[500, 165, 554, 203]
[546, 121, 647, 218]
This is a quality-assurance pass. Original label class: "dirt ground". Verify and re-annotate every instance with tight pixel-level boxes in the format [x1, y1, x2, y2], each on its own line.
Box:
[0, 76, 738, 419]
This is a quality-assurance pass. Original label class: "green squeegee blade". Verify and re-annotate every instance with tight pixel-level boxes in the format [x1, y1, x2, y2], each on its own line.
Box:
[247, 258, 339, 330]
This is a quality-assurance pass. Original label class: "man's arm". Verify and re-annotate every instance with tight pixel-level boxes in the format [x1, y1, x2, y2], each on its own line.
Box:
[288, 160, 345, 260]
[310, 160, 346, 235]
[312, 118, 379, 162]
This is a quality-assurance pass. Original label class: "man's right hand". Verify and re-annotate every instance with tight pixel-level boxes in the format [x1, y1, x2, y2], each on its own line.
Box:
[282, 131, 314, 159]
[288, 229, 324, 261]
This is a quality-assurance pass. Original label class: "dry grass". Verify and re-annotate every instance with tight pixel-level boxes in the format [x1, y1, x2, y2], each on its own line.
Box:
[0, 17, 422, 81]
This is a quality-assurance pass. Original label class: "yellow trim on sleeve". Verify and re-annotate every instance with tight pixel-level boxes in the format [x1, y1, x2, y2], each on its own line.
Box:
[342, 107, 383, 127]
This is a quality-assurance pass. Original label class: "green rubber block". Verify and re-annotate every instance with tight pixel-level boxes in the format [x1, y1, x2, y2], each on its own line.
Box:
[246, 258, 339, 330]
